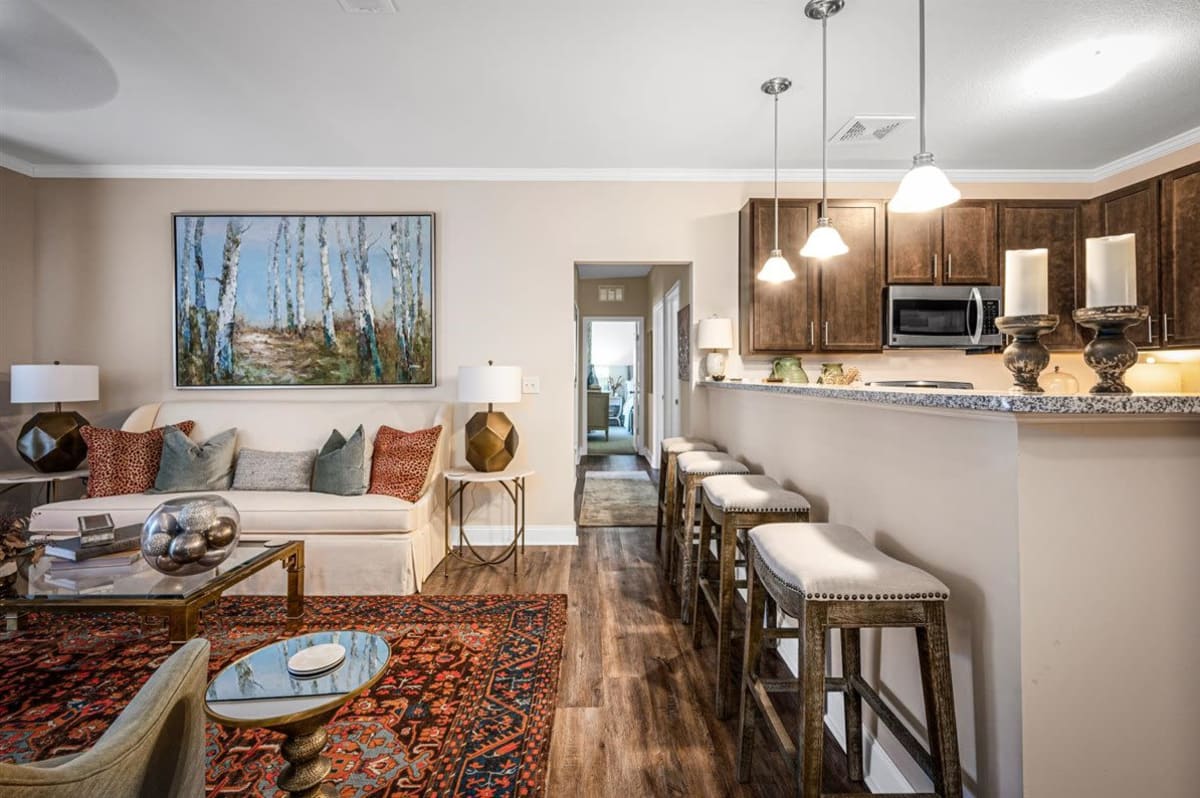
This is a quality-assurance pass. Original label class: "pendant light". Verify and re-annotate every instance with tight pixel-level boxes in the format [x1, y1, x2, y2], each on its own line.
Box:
[800, 0, 849, 260]
[889, 0, 961, 213]
[757, 77, 796, 283]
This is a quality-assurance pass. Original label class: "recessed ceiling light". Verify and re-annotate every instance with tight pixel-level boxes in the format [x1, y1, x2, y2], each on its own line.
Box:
[337, 0, 396, 13]
[1029, 37, 1155, 100]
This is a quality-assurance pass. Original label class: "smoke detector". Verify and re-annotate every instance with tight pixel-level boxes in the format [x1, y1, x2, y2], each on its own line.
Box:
[829, 115, 914, 144]
[338, 0, 396, 13]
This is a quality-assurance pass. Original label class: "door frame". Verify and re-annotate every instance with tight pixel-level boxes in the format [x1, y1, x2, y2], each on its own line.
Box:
[663, 281, 682, 442]
[651, 298, 664, 464]
[578, 315, 644, 459]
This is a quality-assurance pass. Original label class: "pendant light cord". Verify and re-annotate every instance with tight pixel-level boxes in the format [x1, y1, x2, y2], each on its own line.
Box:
[821, 14, 828, 219]
[918, 0, 927, 155]
[773, 91, 780, 250]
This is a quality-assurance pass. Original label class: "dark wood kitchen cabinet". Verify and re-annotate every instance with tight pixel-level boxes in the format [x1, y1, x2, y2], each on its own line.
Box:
[738, 198, 884, 354]
[1161, 162, 1200, 348]
[998, 202, 1083, 350]
[886, 201, 998, 285]
[1097, 179, 1161, 347]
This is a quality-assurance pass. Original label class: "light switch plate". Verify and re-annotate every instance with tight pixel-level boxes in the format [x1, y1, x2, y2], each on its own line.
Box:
[522, 377, 540, 394]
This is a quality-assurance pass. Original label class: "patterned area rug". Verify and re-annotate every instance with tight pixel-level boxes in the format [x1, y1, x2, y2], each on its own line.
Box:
[0, 594, 567, 797]
[578, 470, 658, 527]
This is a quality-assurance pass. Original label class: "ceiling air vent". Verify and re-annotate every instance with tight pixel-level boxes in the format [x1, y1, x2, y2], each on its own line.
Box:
[337, 0, 397, 13]
[829, 115, 914, 144]
[598, 285, 624, 303]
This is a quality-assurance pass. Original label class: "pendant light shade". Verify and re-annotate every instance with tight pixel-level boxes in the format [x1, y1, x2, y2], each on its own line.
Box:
[756, 77, 795, 283]
[801, 0, 847, 262]
[891, 0, 959, 213]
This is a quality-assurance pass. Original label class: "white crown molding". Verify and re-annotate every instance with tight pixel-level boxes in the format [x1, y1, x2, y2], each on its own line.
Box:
[4, 124, 1198, 184]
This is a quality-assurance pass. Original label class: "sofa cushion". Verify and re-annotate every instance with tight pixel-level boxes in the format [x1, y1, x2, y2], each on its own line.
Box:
[312, 426, 367, 496]
[82, 422, 196, 498]
[368, 425, 442, 502]
[152, 427, 237, 492]
[30, 490, 421, 535]
[233, 448, 317, 492]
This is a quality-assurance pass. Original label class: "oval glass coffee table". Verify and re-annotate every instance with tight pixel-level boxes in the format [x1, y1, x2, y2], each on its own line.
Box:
[205, 630, 391, 797]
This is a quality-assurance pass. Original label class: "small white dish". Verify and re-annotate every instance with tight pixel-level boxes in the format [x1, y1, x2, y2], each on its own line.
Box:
[287, 643, 346, 676]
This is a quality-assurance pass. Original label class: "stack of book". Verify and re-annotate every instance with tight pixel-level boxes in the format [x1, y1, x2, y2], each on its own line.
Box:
[43, 525, 146, 592]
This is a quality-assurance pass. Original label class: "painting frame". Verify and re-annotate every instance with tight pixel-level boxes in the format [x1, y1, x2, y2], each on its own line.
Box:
[171, 212, 436, 389]
[677, 303, 691, 382]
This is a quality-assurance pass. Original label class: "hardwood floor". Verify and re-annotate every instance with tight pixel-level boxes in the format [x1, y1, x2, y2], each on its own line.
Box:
[424, 454, 868, 797]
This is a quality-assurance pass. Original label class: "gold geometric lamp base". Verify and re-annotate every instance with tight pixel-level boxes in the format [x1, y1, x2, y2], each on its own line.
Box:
[465, 410, 519, 473]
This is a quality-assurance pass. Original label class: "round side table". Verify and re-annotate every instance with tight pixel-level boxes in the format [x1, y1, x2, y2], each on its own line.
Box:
[443, 466, 533, 576]
[205, 630, 391, 797]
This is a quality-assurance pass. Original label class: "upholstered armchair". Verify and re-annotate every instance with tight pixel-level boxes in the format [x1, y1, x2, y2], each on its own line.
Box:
[0, 638, 210, 798]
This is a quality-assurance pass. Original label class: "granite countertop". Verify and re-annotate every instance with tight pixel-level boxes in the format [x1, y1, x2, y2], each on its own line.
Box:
[700, 379, 1200, 415]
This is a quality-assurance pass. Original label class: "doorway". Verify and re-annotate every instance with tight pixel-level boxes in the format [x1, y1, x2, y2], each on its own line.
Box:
[582, 318, 642, 456]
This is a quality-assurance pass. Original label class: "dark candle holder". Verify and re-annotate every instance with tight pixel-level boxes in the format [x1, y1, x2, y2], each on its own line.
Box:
[1072, 305, 1150, 394]
[994, 314, 1060, 394]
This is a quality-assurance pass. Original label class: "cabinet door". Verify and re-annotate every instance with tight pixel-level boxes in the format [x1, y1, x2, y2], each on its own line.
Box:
[886, 207, 938, 283]
[739, 200, 817, 353]
[818, 200, 885, 351]
[1161, 163, 1200, 348]
[942, 201, 999, 285]
[999, 203, 1083, 350]
[1101, 180, 1160, 346]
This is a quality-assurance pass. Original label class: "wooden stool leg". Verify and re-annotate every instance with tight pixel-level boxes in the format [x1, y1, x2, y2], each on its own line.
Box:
[714, 516, 739, 719]
[764, 593, 780, 651]
[679, 480, 699, 624]
[798, 603, 828, 798]
[655, 452, 668, 555]
[691, 506, 714, 649]
[736, 553, 767, 783]
[916, 602, 963, 798]
[840, 628, 864, 782]
[668, 473, 683, 585]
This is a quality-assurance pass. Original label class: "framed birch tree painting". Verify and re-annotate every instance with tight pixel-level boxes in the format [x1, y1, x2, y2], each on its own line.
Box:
[173, 213, 435, 387]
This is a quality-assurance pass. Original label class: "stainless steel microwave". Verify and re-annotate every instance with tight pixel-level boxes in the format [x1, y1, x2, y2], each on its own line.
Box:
[885, 285, 1002, 348]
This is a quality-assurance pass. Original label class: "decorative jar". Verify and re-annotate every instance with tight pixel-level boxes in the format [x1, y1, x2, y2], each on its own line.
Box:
[142, 495, 241, 576]
[1040, 365, 1080, 395]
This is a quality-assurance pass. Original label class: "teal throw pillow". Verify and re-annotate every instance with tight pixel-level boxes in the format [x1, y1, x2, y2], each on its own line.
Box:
[150, 427, 238, 493]
[312, 425, 367, 496]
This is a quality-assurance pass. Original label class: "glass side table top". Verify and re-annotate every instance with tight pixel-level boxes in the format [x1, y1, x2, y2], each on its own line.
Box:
[13, 542, 294, 600]
[206, 630, 391, 727]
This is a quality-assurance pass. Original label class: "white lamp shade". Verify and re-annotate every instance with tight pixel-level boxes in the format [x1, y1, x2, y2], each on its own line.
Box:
[756, 250, 796, 283]
[10, 364, 99, 404]
[800, 221, 850, 259]
[457, 364, 522, 404]
[697, 318, 734, 350]
[889, 162, 962, 214]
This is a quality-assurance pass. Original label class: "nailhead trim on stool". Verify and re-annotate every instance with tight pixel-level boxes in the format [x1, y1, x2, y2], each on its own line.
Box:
[701, 474, 812, 514]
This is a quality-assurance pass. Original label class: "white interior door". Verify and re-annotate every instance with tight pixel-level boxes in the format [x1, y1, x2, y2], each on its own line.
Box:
[651, 300, 664, 463]
[664, 282, 681, 439]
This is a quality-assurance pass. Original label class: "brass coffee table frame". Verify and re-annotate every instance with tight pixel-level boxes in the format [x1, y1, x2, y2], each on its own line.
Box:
[1, 540, 305, 644]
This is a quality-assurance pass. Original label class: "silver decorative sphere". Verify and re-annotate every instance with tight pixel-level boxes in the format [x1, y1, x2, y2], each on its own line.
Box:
[142, 495, 241, 576]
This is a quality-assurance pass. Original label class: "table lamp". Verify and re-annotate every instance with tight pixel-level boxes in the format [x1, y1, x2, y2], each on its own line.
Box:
[697, 317, 734, 381]
[10, 362, 99, 472]
[458, 361, 522, 472]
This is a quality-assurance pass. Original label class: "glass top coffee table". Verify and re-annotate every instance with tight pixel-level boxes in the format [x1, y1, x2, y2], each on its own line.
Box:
[1, 540, 305, 643]
[206, 630, 391, 798]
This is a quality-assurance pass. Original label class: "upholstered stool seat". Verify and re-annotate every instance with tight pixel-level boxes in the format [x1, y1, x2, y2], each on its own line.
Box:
[750, 522, 949, 617]
[691, 475, 810, 718]
[656, 438, 723, 564]
[667, 452, 750, 620]
[739, 522, 963, 797]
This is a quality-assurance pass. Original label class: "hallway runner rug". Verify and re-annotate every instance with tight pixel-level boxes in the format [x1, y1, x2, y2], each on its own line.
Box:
[0, 593, 567, 797]
[578, 470, 658, 527]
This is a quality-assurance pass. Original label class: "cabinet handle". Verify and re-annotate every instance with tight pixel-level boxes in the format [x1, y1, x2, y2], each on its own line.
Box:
[1163, 313, 1172, 343]
[823, 321, 830, 347]
[809, 321, 816, 348]
[933, 253, 939, 281]
[947, 253, 953, 280]
[1147, 315, 1156, 345]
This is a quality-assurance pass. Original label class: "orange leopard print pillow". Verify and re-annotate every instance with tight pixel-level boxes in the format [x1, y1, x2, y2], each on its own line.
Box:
[82, 422, 196, 498]
[368, 425, 442, 502]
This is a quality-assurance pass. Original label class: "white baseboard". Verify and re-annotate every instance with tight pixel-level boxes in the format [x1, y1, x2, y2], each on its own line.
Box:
[823, 694, 919, 793]
[451, 524, 578, 546]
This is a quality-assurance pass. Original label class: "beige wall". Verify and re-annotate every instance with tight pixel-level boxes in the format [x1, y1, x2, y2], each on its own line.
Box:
[0, 168, 37, 474]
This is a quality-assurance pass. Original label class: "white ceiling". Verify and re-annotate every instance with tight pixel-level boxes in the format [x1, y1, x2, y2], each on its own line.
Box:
[577, 264, 652, 280]
[2, 0, 1199, 173]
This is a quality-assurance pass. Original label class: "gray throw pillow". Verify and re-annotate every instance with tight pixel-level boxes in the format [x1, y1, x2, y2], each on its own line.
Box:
[233, 448, 318, 491]
[151, 427, 238, 492]
[312, 425, 367, 496]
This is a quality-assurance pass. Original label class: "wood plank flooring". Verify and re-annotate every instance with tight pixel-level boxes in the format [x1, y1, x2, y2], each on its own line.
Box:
[424, 454, 868, 797]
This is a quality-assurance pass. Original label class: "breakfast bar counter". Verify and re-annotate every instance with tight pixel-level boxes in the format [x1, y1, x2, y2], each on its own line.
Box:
[696, 380, 1200, 798]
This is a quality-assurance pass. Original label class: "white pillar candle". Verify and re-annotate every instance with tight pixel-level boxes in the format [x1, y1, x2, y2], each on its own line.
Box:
[1085, 234, 1137, 307]
[1004, 249, 1049, 316]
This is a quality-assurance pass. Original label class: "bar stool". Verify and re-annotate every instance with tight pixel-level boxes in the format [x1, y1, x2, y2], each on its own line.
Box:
[656, 437, 718, 562]
[670, 451, 748, 622]
[738, 523, 961, 798]
[690, 474, 810, 718]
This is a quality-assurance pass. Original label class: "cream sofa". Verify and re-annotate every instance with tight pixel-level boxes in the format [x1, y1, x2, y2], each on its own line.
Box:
[29, 400, 452, 595]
